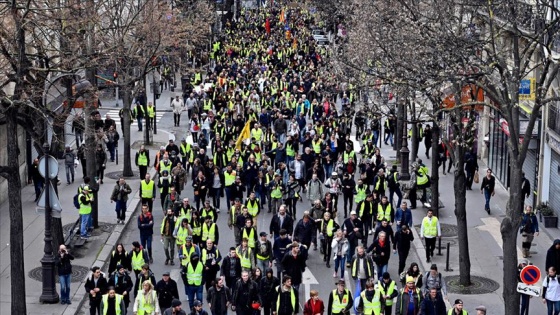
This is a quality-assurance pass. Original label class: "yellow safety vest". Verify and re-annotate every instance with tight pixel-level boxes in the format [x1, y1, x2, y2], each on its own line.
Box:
[201, 208, 216, 221]
[237, 247, 252, 269]
[243, 228, 256, 248]
[377, 280, 396, 306]
[159, 161, 172, 175]
[422, 217, 439, 237]
[448, 310, 468, 315]
[355, 185, 368, 203]
[377, 204, 392, 221]
[202, 248, 220, 262]
[246, 199, 259, 217]
[312, 140, 322, 154]
[203, 99, 212, 111]
[181, 245, 197, 266]
[78, 193, 92, 215]
[102, 294, 123, 315]
[180, 143, 191, 157]
[276, 286, 297, 313]
[147, 106, 155, 118]
[286, 143, 295, 157]
[224, 171, 236, 186]
[375, 177, 387, 191]
[359, 201, 373, 218]
[271, 181, 283, 199]
[352, 257, 372, 278]
[191, 221, 201, 236]
[417, 166, 429, 185]
[159, 177, 171, 193]
[140, 180, 154, 198]
[343, 151, 355, 163]
[176, 226, 190, 246]
[137, 152, 148, 166]
[131, 250, 145, 271]
[360, 290, 382, 315]
[202, 223, 217, 242]
[320, 219, 334, 237]
[331, 289, 351, 313]
[187, 262, 203, 286]
[136, 290, 157, 315]
[252, 128, 263, 141]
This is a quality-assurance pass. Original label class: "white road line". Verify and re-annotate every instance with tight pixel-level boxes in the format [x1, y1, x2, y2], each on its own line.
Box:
[476, 217, 524, 259]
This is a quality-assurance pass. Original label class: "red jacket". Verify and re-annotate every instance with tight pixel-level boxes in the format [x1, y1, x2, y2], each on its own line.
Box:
[303, 298, 324, 315]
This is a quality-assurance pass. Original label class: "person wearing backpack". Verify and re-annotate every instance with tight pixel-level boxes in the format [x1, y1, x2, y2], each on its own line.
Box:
[542, 266, 560, 315]
[387, 165, 402, 208]
[520, 205, 539, 258]
[423, 264, 447, 301]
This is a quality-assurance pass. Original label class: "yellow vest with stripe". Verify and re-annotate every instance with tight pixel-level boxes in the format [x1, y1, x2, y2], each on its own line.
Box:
[286, 143, 295, 157]
[224, 171, 236, 186]
[352, 257, 372, 278]
[201, 207, 216, 222]
[331, 289, 351, 313]
[159, 161, 172, 175]
[202, 223, 217, 242]
[131, 250, 145, 271]
[181, 245, 197, 266]
[141, 180, 155, 198]
[246, 199, 260, 217]
[102, 294, 123, 315]
[312, 140, 322, 154]
[377, 204, 392, 221]
[203, 99, 212, 111]
[237, 247, 252, 269]
[422, 216, 439, 237]
[359, 201, 373, 218]
[448, 310, 468, 315]
[176, 226, 190, 246]
[187, 262, 203, 286]
[355, 185, 368, 203]
[377, 280, 396, 306]
[78, 194, 92, 215]
[191, 220, 201, 236]
[137, 152, 148, 166]
[417, 165, 429, 185]
[276, 286, 296, 313]
[375, 177, 387, 191]
[135, 290, 157, 315]
[360, 290, 382, 315]
[320, 219, 335, 237]
[243, 228, 256, 248]
[343, 151, 355, 163]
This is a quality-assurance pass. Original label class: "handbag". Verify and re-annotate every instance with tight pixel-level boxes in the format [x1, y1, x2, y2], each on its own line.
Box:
[474, 171, 480, 184]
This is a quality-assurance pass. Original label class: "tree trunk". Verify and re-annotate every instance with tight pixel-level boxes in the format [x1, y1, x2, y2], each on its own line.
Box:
[431, 123, 440, 217]
[121, 87, 133, 177]
[453, 145, 471, 286]
[502, 164, 524, 315]
[5, 110, 27, 314]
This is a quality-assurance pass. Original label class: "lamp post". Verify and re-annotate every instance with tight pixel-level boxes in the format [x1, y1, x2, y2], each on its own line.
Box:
[400, 100, 411, 180]
[39, 143, 59, 303]
[152, 72, 158, 135]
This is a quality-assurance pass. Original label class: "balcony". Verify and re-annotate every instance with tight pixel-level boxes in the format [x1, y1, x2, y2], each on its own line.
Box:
[549, 104, 560, 135]
[475, 0, 536, 32]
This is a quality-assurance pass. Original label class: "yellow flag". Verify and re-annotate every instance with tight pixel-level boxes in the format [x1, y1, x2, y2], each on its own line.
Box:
[235, 120, 251, 150]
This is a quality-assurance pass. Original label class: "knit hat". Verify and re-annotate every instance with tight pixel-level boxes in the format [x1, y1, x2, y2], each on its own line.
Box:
[171, 299, 181, 307]
[406, 276, 415, 283]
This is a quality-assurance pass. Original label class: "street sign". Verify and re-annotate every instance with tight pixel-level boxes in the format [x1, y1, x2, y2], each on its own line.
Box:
[520, 265, 541, 285]
[36, 182, 62, 212]
[517, 282, 541, 297]
[38, 155, 58, 179]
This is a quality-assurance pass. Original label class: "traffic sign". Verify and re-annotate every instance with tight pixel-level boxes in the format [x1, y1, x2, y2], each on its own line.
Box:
[520, 265, 541, 285]
[36, 182, 62, 212]
[517, 282, 541, 297]
[38, 155, 58, 179]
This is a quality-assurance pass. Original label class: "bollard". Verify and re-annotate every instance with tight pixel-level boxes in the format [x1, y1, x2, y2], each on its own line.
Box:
[436, 236, 443, 256]
[116, 147, 119, 165]
[445, 242, 453, 272]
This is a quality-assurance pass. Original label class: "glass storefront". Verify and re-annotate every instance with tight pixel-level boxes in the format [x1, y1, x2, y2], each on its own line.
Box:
[488, 110, 510, 187]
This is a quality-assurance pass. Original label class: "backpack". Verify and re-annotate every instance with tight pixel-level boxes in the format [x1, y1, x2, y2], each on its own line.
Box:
[73, 194, 80, 209]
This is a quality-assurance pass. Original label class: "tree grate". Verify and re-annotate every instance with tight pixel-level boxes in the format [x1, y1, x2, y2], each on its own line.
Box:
[28, 265, 90, 283]
[445, 275, 500, 294]
[415, 223, 458, 237]
[105, 171, 139, 180]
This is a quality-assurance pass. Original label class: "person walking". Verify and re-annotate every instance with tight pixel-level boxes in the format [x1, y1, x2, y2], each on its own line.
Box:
[303, 289, 324, 315]
[260, 269, 280, 315]
[395, 277, 423, 315]
[273, 230, 292, 280]
[420, 209, 441, 263]
[134, 264, 157, 298]
[342, 211, 364, 266]
[163, 299, 186, 315]
[207, 277, 232, 315]
[520, 205, 539, 258]
[201, 239, 222, 292]
[420, 288, 446, 315]
[133, 280, 160, 315]
[220, 247, 242, 295]
[331, 229, 349, 279]
[138, 205, 154, 263]
[543, 266, 560, 315]
[327, 280, 353, 315]
[109, 243, 131, 274]
[56, 244, 74, 304]
[140, 174, 156, 213]
[78, 185, 94, 240]
[29, 158, 44, 202]
[293, 211, 316, 249]
[547, 239, 560, 273]
[111, 177, 132, 224]
[351, 245, 376, 288]
[423, 264, 447, 299]
[272, 275, 299, 315]
[130, 241, 150, 278]
[255, 232, 273, 273]
[100, 287, 126, 315]
[135, 145, 151, 180]
[182, 253, 205, 310]
[106, 125, 119, 162]
[480, 168, 495, 213]
[378, 272, 399, 315]
[232, 271, 261, 315]
[368, 231, 391, 277]
[281, 242, 307, 292]
[85, 266, 108, 315]
[155, 271, 180, 311]
[387, 165, 403, 208]
[448, 299, 468, 315]
[424, 125, 432, 159]
[171, 95, 185, 127]
[316, 211, 338, 267]
[108, 264, 133, 310]
[394, 224, 415, 274]
[63, 145, 76, 185]
[395, 201, 413, 233]
[356, 278, 383, 315]
[95, 143, 107, 184]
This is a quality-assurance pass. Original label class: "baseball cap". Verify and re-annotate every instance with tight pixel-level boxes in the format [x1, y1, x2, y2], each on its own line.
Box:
[475, 305, 486, 312]
[350, 211, 357, 215]
[193, 300, 202, 307]
[260, 232, 267, 237]
[163, 271, 170, 276]
[454, 299, 463, 305]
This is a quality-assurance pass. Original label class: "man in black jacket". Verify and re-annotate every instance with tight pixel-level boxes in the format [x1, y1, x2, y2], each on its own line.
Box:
[232, 270, 261, 314]
[207, 277, 232, 315]
[394, 224, 415, 274]
[56, 244, 74, 304]
[220, 247, 242, 294]
[155, 271, 180, 311]
[269, 205, 294, 239]
[108, 264, 133, 310]
[259, 268, 280, 315]
[85, 266, 108, 315]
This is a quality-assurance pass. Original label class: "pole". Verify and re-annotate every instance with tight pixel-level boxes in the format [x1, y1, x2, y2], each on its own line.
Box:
[445, 242, 453, 272]
[39, 143, 59, 303]
[436, 236, 443, 256]
[400, 99, 410, 180]
[153, 71, 158, 134]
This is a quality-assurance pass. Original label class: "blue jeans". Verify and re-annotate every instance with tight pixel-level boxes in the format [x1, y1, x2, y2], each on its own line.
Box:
[59, 274, 71, 302]
[389, 187, 402, 210]
[277, 133, 286, 144]
[140, 234, 152, 255]
[80, 213, 91, 237]
[483, 188, 491, 210]
[334, 255, 346, 279]
[547, 299, 560, 315]
[115, 200, 126, 221]
[107, 142, 116, 161]
[373, 130, 379, 146]
[185, 285, 203, 309]
[520, 294, 530, 315]
[34, 179, 44, 199]
[137, 117, 143, 131]
[385, 132, 393, 146]
[65, 165, 75, 184]
[377, 264, 388, 279]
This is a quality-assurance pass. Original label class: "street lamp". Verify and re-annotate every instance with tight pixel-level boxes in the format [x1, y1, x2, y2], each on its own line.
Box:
[39, 143, 59, 303]
[400, 101, 411, 180]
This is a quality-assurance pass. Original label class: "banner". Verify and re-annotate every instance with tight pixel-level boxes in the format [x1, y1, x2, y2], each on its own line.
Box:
[235, 120, 251, 150]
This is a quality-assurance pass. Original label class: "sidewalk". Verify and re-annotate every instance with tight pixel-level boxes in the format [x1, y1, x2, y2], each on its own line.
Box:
[378, 142, 557, 314]
[0, 89, 175, 314]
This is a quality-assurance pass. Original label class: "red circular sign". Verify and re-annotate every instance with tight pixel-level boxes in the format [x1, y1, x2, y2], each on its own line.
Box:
[520, 265, 541, 285]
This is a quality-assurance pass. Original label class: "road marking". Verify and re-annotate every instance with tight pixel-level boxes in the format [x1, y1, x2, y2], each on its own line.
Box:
[476, 217, 523, 258]
[302, 268, 319, 304]
[104, 109, 164, 126]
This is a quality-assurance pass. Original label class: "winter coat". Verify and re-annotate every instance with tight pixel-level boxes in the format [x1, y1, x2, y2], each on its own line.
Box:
[108, 271, 133, 302]
[395, 288, 422, 315]
[420, 293, 447, 315]
[259, 273, 281, 304]
[307, 179, 324, 202]
[546, 243, 560, 272]
[138, 212, 154, 237]
[294, 218, 316, 245]
[207, 285, 232, 313]
[331, 237, 349, 257]
[55, 252, 74, 276]
[134, 270, 157, 297]
[281, 252, 306, 285]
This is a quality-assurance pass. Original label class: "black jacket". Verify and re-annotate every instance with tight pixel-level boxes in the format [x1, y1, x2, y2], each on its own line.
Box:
[259, 273, 280, 304]
[394, 229, 414, 252]
[220, 255, 242, 279]
[55, 252, 74, 276]
[270, 214, 294, 236]
[134, 270, 157, 297]
[232, 279, 261, 311]
[85, 274, 108, 302]
[108, 249, 131, 274]
[546, 244, 560, 272]
[155, 278, 180, 309]
[207, 285, 232, 313]
[108, 271, 133, 302]
[420, 293, 446, 315]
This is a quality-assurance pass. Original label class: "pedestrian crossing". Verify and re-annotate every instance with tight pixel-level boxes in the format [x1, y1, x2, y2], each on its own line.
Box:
[104, 109, 164, 126]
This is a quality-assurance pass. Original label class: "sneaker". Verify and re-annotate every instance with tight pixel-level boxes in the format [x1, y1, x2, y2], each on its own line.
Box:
[66, 300, 72, 305]
[170, 260, 175, 265]
[326, 263, 330, 268]
[80, 236, 88, 240]
[368, 230, 373, 235]
[216, 209, 220, 213]
[333, 272, 337, 278]
[340, 278, 344, 281]
[165, 259, 169, 265]
[61, 300, 66, 305]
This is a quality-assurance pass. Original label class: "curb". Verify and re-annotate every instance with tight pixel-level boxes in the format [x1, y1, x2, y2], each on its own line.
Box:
[62, 167, 157, 315]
